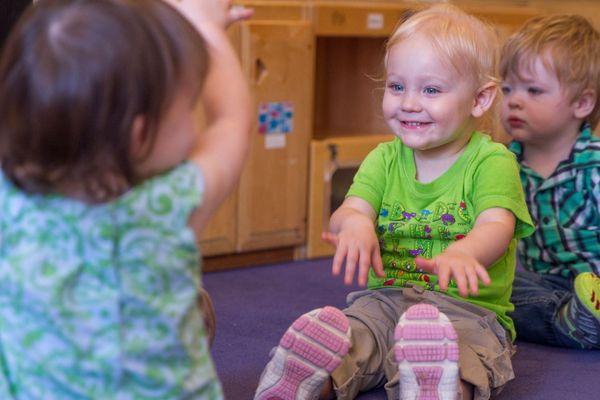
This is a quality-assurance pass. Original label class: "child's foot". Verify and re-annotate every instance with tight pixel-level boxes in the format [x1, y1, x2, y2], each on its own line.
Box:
[254, 306, 351, 400]
[395, 304, 459, 400]
[574, 272, 600, 319]
[557, 272, 600, 348]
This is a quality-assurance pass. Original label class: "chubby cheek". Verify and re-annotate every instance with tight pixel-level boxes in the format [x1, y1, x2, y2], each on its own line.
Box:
[382, 99, 401, 133]
[500, 117, 512, 136]
[382, 93, 396, 118]
[181, 120, 198, 151]
[499, 101, 510, 123]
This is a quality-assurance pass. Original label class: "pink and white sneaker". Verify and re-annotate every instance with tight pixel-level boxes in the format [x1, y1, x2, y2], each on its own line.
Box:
[394, 304, 459, 400]
[254, 306, 351, 400]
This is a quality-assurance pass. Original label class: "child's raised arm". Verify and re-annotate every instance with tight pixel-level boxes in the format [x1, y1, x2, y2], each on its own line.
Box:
[167, 0, 253, 233]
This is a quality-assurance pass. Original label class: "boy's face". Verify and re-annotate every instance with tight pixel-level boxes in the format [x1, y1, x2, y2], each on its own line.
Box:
[382, 36, 479, 156]
[501, 56, 579, 145]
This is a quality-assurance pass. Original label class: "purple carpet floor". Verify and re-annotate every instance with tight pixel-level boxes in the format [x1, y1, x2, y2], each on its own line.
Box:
[204, 258, 599, 399]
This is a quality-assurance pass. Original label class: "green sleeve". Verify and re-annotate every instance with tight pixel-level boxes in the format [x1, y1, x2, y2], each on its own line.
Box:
[472, 151, 534, 239]
[345, 143, 390, 213]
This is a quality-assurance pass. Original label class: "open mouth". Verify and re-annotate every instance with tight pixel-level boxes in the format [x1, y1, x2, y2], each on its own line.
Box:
[401, 121, 431, 129]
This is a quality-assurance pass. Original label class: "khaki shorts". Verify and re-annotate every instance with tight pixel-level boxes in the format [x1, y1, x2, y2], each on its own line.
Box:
[331, 285, 515, 400]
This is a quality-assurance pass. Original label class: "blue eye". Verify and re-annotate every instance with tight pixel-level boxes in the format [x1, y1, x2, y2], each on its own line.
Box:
[528, 87, 543, 95]
[423, 87, 440, 95]
[388, 83, 404, 93]
[500, 85, 511, 95]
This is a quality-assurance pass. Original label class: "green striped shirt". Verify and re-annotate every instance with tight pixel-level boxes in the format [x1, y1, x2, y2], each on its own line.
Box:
[509, 126, 600, 278]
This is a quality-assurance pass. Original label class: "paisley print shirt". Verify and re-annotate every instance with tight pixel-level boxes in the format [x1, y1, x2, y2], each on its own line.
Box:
[0, 162, 222, 399]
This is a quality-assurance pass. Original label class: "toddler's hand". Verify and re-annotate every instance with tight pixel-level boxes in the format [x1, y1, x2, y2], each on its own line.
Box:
[415, 251, 491, 297]
[164, 0, 253, 31]
[227, 4, 254, 26]
[322, 225, 385, 287]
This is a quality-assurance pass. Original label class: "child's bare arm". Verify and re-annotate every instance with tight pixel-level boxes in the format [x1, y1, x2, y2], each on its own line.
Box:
[168, 0, 252, 234]
[323, 196, 386, 286]
[416, 207, 515, 297]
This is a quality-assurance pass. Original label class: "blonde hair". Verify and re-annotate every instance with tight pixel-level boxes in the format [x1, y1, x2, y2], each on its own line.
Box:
[385, 4, 499, 88]
[500, 14, 600, 129]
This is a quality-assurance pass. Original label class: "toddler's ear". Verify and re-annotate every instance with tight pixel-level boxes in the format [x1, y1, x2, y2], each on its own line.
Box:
[573, 89, 596, 120]
[471, 82, 497, 118]
[130, 115, 149, 160]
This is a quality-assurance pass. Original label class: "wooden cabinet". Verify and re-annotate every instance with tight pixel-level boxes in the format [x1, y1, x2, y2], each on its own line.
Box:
[237, 21, 314, 251]
[200, 5, 314, 257]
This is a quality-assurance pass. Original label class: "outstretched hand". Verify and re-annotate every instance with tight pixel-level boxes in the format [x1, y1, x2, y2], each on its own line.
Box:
[322, 230, 385, 287]
[415, 251, 491, 297]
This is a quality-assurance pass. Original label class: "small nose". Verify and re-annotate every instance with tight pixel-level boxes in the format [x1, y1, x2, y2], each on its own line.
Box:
[401, 91, 422, 113]
[506, 91, 522, 110]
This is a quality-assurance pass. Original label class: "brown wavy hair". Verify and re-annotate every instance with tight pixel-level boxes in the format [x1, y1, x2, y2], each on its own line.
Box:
[0, 0, 208, 201]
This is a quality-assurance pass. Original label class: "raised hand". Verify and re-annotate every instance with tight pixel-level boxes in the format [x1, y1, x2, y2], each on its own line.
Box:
[163, 0, 253, 31]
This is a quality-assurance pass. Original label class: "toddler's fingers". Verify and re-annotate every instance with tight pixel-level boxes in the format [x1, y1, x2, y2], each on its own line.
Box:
[371, 249, 385, 278]
[227, 5, 253, 25]
[415, 256, 436, 273]
[321, 232, 339, 247]
[476, 264, 491, 286]
[437, 263, 450, 292]
[331, 245, 346, 276]
[344, 248, 359, 285]
[357, 249, 371, 286]
[467, 266, 479, 296]
[452, 268, 468, 297]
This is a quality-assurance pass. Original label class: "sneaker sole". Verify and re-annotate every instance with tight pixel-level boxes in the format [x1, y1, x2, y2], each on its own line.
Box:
[255, 306, 351, 400]
[395, 304, 459, 400]
[574, 272, 600, 319]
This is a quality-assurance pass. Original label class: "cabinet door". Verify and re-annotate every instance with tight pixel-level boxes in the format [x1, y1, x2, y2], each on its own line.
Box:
[236, 21, 314, 251]
[199, 193, 237, 256]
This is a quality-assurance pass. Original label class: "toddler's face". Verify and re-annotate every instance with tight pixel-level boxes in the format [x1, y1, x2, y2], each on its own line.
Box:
[382, 36, 479, 157]
[501, 56, 577, 145]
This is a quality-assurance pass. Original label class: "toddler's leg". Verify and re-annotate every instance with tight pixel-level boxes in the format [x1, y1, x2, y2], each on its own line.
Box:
[556, 272, 600, 349]
[254, 306, 351, 400]
[394, 303, 459, 400]
[510, 269, 570, 346]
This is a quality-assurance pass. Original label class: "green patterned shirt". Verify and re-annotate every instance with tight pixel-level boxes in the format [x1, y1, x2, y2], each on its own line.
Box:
[509, 126, 600, 278]
[347, 132, 534, 340]
[0, 162, 222, 399]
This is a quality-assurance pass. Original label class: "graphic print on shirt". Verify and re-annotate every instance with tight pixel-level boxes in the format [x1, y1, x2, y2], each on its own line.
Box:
[375, 200, 472, 290]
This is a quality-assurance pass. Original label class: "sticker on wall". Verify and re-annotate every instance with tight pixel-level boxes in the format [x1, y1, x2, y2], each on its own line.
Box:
[258, 101, 294, 135]
[367, 13, 384, 30]
[265, 133, 286, 149]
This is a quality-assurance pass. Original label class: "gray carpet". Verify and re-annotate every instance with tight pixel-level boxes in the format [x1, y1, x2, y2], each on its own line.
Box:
[205, 258, 599, 399]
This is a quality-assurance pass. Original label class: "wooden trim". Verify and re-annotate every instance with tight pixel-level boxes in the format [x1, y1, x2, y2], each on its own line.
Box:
[204, 247, 296, 272]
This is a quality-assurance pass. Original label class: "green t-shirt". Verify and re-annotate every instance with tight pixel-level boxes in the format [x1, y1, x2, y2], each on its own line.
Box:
[347, 132, 534, 340]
